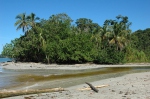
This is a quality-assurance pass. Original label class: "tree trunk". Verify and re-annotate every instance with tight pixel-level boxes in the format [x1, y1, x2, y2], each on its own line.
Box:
[46, 55, 50, 64]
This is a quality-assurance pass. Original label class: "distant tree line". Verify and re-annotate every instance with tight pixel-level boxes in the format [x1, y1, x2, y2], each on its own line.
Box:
[1, 13, 149, 64]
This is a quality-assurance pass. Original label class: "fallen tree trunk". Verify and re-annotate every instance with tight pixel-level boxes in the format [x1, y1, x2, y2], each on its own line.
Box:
[0, 87, 65, 98]
[78, 84, 109, 91]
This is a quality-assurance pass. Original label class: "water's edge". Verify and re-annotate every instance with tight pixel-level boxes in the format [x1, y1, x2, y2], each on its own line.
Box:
[0, 66, 150, 90]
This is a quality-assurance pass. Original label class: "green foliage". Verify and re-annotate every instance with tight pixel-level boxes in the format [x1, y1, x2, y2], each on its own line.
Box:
[14, 13, 40, 34]
[124, 46, 147, 63]
[1, 43, 14, 58]
[57, 33, 95, 63]
[2, 13, 150, 64]
[94, 45, 125, 64]
[131, 28, 150, 61]
[75, 18, 100, 34]
[103, 15, 131, 51]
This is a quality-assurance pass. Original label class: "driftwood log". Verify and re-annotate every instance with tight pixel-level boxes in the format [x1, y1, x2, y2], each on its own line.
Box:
[85, 82, 99, 93]
[0, 87, 65, 98]
[78, 83, 109, 92]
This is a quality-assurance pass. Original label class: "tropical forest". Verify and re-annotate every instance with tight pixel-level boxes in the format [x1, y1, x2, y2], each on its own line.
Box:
[1, 13, 150, 64]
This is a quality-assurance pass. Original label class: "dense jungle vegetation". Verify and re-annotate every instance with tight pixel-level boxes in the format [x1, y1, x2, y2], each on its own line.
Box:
[1, 13, 150, 64]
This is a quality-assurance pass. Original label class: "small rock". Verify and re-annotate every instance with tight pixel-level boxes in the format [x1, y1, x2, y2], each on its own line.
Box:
[66, 93, 69, 95]
[119, 91, 123, 94]
[125, 91, 130, 95]
[112, 90, 115, 92]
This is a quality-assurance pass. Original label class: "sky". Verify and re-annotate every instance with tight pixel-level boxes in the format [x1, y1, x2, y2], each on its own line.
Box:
[0, 0, 150, 54]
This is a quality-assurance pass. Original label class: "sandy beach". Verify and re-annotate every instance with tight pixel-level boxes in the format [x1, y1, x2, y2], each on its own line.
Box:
[1, 62, 150, 70]
[2, 71, 149, 99]
[0, 62, 150, 99]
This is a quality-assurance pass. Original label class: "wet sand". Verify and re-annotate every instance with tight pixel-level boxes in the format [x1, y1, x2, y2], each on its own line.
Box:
[2, 71, 150, 99]
[0, 62, 150, 99]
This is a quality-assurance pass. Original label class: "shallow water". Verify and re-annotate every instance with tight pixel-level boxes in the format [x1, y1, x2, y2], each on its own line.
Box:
[0, 66, 150, 90]
[0, 58, 12, 63]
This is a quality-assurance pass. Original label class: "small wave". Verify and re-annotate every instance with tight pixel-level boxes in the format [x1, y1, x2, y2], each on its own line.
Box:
[25, 83, 38, 89]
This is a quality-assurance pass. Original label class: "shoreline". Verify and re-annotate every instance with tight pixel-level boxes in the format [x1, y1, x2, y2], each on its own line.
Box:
[2, 71, 150, 99]
[1, 62, 150, 70]
[1, 62, 150, 98]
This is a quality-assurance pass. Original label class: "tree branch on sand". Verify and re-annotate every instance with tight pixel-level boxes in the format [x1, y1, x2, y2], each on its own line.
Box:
[78, 82, 109, 93]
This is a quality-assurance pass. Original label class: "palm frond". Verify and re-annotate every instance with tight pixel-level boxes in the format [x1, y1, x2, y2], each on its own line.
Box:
[16, 24, 22, 30]
[109, 38, 115, 44]
[14, 20, 22, 26]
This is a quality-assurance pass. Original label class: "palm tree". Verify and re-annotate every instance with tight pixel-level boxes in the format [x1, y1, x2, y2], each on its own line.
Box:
[15, 13, 40, 34]
[99, 21, 113, 49]
[108, 16, 131, 50]
[26, 13, 40, 28]
[14, 13, 29, 33]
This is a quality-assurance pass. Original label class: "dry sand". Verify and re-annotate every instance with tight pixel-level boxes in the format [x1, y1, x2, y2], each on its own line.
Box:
[1, 62, 150, 99]
[1, 62, 150, 70]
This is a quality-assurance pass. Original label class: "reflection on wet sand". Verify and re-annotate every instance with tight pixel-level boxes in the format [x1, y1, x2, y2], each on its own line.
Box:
[2, 66, 149, 90]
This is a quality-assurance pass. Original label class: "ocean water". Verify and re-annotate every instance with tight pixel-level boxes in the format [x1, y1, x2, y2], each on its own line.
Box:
[0, 58, 12, 63]
[0, 58, 15, 89]
[0, 58, 12, 72]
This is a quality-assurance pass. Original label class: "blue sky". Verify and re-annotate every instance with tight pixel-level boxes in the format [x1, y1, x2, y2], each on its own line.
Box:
[0, 0, 150, 53]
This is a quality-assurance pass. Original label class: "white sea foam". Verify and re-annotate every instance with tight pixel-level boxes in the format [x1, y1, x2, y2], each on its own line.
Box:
[25, 83, 38, 89]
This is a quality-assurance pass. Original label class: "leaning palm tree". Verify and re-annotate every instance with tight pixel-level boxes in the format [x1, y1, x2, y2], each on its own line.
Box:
[14, 13, 29, 33]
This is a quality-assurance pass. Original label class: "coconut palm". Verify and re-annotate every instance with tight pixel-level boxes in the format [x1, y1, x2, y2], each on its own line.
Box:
[26, 13, 40, 28]
[108, 16, 131, 50]
[14, 13, 29, 33]
[99, 20, 113, 49]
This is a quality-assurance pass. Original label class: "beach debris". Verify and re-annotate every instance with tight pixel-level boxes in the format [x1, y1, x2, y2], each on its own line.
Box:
[78, 84, 109, 90]
[78, 84, 109, 92]
[85, 82, 99, 93]
[0, 87, 65, 98]
[78, 82, 109, 93]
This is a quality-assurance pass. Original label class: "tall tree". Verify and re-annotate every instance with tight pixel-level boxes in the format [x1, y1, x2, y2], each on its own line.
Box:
[26, 13, 40, 28]
[75, 18, 100, 34]
[14, 13, 29, 33]
[104, 15, 131, 50]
